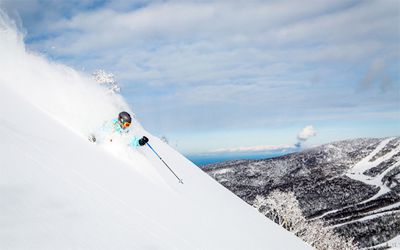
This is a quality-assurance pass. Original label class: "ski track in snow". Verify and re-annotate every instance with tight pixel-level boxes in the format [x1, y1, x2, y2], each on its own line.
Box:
[346, 137, 400, 203]
[329, 202, 400, 229]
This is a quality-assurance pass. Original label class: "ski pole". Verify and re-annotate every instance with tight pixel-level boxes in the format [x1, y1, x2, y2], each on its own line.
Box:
[147, 143, 184, 184]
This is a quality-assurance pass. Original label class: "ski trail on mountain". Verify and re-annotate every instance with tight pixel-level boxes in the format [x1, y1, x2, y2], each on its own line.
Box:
[330, 201, 400, 228]
[346, 137, 400, 202]
[312, 138, 399, 221]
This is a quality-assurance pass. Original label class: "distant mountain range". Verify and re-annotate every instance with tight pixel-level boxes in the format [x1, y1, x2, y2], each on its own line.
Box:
[203, 137, 400, 249]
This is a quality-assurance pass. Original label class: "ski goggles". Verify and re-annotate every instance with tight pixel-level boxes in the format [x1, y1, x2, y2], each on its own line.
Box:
[120, 121, 131, 128]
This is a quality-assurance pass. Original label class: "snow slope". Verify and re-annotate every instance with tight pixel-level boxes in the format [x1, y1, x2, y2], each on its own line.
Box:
[0, 13, 311, 250]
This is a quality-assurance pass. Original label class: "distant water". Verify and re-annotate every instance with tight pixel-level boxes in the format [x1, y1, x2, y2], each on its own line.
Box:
[186, 152, 292, 167]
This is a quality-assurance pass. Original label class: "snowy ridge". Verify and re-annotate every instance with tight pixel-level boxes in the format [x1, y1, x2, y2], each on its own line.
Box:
[0, 14, 311, 250]
[204, 137, 400, 248]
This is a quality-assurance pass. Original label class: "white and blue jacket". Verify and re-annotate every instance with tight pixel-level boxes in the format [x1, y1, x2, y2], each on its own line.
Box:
[99, 118, 142, 148]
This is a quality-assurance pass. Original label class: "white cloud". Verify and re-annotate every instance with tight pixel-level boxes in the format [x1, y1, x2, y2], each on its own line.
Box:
[297, 125, 317, 141]
[32, 1, 397, 58]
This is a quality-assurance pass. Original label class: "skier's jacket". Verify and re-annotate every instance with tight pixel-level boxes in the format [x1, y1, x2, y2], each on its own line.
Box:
[100, 118, 142, 147]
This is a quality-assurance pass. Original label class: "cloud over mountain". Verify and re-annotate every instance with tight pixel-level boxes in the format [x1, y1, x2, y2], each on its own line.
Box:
[297, 125, 317, 141]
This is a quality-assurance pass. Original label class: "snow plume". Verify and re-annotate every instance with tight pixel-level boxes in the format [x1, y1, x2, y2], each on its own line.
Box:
[92, 69, 121, 94]
[0, 11, 132, 136]
[296, 125, 317, 148]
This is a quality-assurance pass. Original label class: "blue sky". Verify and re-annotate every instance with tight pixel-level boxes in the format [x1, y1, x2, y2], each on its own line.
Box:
[2, 0, 399, 155]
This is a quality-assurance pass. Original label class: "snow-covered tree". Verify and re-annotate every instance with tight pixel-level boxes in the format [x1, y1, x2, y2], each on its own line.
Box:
[254, 191, 358, 250]
[254, 192, 307, 234]
[253, 195, 267, 211]
[302, 219, 358, 250]
[92, 69, 120, 94]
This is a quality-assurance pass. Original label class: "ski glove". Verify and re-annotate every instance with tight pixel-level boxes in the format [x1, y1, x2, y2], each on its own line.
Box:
[138, 136, 149, 146]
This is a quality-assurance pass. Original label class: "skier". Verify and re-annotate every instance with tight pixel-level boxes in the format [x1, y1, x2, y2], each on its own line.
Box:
[88, 111, 149, 148]
[88, 111, 184, 183]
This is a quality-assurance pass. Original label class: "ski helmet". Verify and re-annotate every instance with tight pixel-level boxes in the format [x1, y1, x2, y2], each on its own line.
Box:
[118, 111, 132, 127]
